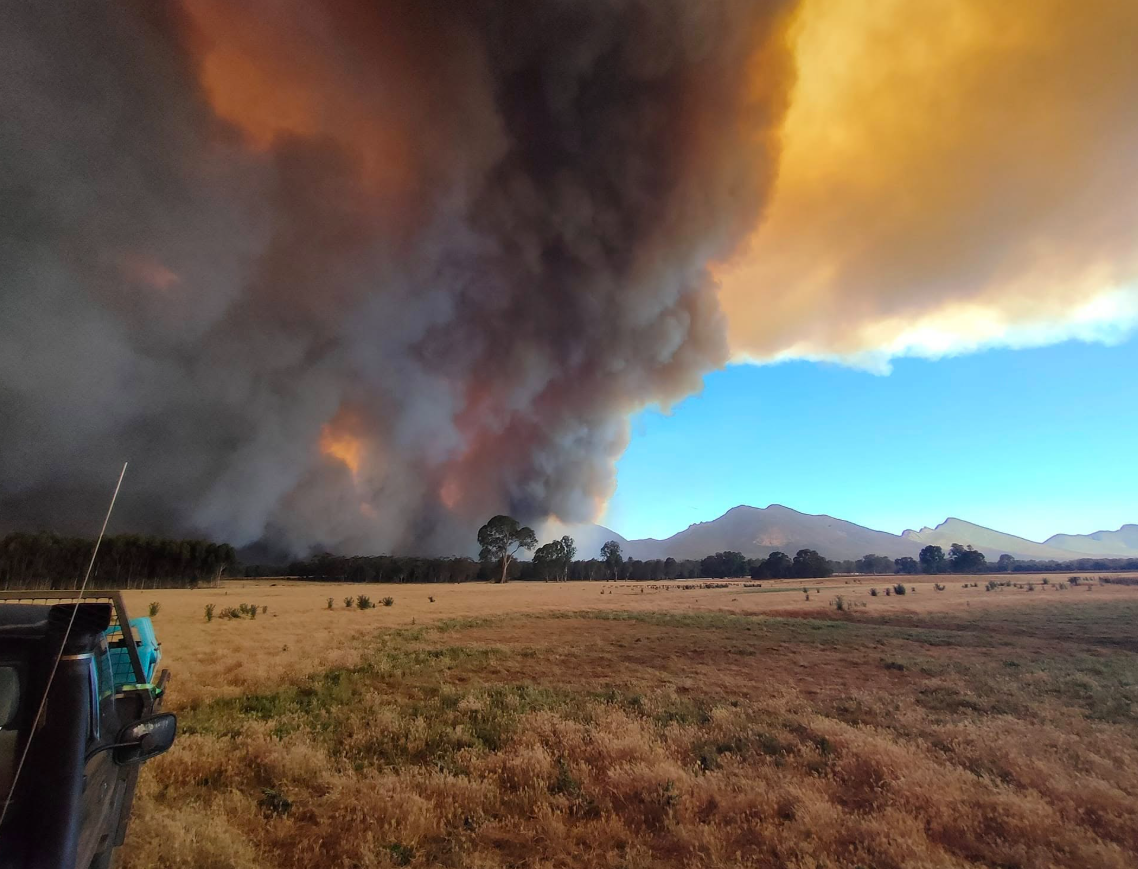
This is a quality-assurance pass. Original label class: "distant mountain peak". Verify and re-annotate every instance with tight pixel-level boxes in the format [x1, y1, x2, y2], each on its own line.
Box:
[602, 506, 1133, 563]
[1044, 523, 1138, 557]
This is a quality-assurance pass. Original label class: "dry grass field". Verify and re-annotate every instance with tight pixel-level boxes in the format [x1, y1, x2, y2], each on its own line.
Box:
[117, 575, 1138, 868]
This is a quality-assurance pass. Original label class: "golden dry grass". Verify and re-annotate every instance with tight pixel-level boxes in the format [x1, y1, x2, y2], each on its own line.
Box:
[118, 576, 1138, 868]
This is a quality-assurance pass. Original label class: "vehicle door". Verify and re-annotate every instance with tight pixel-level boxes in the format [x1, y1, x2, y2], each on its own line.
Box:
[75, 642, 124, 867]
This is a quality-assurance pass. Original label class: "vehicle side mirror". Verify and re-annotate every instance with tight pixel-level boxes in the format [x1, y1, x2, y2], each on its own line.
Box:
[114, 712, 177, 765]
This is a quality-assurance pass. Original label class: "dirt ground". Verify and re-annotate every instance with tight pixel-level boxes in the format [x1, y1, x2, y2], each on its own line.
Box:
[122, 573, 1138, 710]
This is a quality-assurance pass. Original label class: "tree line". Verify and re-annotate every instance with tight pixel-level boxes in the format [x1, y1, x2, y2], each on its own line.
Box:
[6, 518, 1135, 590]
[277, 520, 1138, 584]
[0, 531, 236, 590]
[473, 515, 840, 581]
[828, 544, 1138, 576]
[470, 516, 1138, 582]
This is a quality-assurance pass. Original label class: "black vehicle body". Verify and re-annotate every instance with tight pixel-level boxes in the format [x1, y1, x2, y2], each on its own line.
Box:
[0, 594, 175, 869]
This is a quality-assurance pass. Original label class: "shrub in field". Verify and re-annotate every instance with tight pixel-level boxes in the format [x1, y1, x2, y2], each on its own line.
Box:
[326, 597, 334, 609]
[204, 603, 215, 622]
[986, 580, 999, 591]
[147, 601, 161, 617]
[382, 596, 395, 607]
[829, 594, 866, 612]
[387, 844, 414, 867]
[262, 605, 268, 614]
[934, 583, 945, 591]
[1097, 575, 1128, 585]
[429, 596, 435, 603]
[885, 587, 892, 596]
[1069, 576, 1081, 586]
[357, 595, 374, 610]
[217, 604, 262, 620]
[870, 588, 878, 597]
[344, 597, 354, 608]
[893, 583, 906, 596]
[258, 787, 292, 817]
[1043, 577, 1049, 585]
[1027, 582, 1035, 591]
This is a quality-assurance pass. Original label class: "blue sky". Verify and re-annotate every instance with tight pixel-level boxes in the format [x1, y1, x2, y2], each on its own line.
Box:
[602, 336, 1138, 543]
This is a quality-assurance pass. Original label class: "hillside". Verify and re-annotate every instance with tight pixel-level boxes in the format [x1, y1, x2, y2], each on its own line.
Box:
[1045, 524, 1138, 557]
[900, 518, 1095, 561]
[583, 506, 1127, 564]
[621, 505, 921, 562]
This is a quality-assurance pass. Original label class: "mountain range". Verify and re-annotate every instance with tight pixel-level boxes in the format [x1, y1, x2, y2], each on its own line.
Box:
[574, 505, 1137, 563]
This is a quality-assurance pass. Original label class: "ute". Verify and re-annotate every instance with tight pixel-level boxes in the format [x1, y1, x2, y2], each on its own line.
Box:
[0, 592, 175, 869]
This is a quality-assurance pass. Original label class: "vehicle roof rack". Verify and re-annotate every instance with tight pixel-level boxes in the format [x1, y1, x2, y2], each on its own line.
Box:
[0, 591, 151, 709]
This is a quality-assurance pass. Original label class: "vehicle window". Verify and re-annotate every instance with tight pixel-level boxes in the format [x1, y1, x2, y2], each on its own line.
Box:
[0, 666, 21, 800]
[96, 646, 114, 701]
[0, 667, 18, 728]
[87, 659, 100, 741]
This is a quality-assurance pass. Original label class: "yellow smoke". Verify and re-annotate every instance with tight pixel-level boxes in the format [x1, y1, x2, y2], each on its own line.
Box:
[721, 0, 1138, 366]
[319, 419, 364, 480]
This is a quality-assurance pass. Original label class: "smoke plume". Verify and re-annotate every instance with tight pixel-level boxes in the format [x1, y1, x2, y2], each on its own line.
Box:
[0, 1, 795, 554]
[720, 0, 1138, 369]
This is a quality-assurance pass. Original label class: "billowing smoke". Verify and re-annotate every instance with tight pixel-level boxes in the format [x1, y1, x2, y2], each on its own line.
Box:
[720, 0, 1138, 369]
[0, 1, 795, 554]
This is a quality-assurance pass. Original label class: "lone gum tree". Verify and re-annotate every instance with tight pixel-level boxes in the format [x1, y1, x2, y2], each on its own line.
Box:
[477, 515, 538, 583]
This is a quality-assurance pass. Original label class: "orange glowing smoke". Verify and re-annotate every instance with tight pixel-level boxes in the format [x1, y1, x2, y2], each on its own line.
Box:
[185, 0, 408, 191]
[439, 477, 462, 511]
[719, 0, 1138, 363]
[319, 422, 363, 480]
[119, 253, 180, 291]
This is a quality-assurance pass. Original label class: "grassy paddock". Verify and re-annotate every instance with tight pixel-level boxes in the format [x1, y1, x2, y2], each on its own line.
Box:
[122, 599, 1138, 869]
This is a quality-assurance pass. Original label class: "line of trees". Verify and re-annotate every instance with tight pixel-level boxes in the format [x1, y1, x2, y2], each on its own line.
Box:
[10, 518, 1134, 590]
[272, 522, 1138, 585]
[275, 551, 704, 583]
[0, 532, 236, 590]
[280, 554, 485, 583]
[833, 544, 1138, 576]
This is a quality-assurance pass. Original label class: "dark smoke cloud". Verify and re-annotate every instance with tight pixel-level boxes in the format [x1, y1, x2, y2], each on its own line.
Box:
[0, 0, 794, 555]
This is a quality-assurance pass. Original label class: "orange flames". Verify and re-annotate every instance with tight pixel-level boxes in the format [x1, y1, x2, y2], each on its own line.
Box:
[319, 421, 363, 480]
[439, 477, 462, 511]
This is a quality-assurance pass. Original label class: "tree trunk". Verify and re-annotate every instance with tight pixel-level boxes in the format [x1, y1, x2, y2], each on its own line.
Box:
[499, 554, 509, 583]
